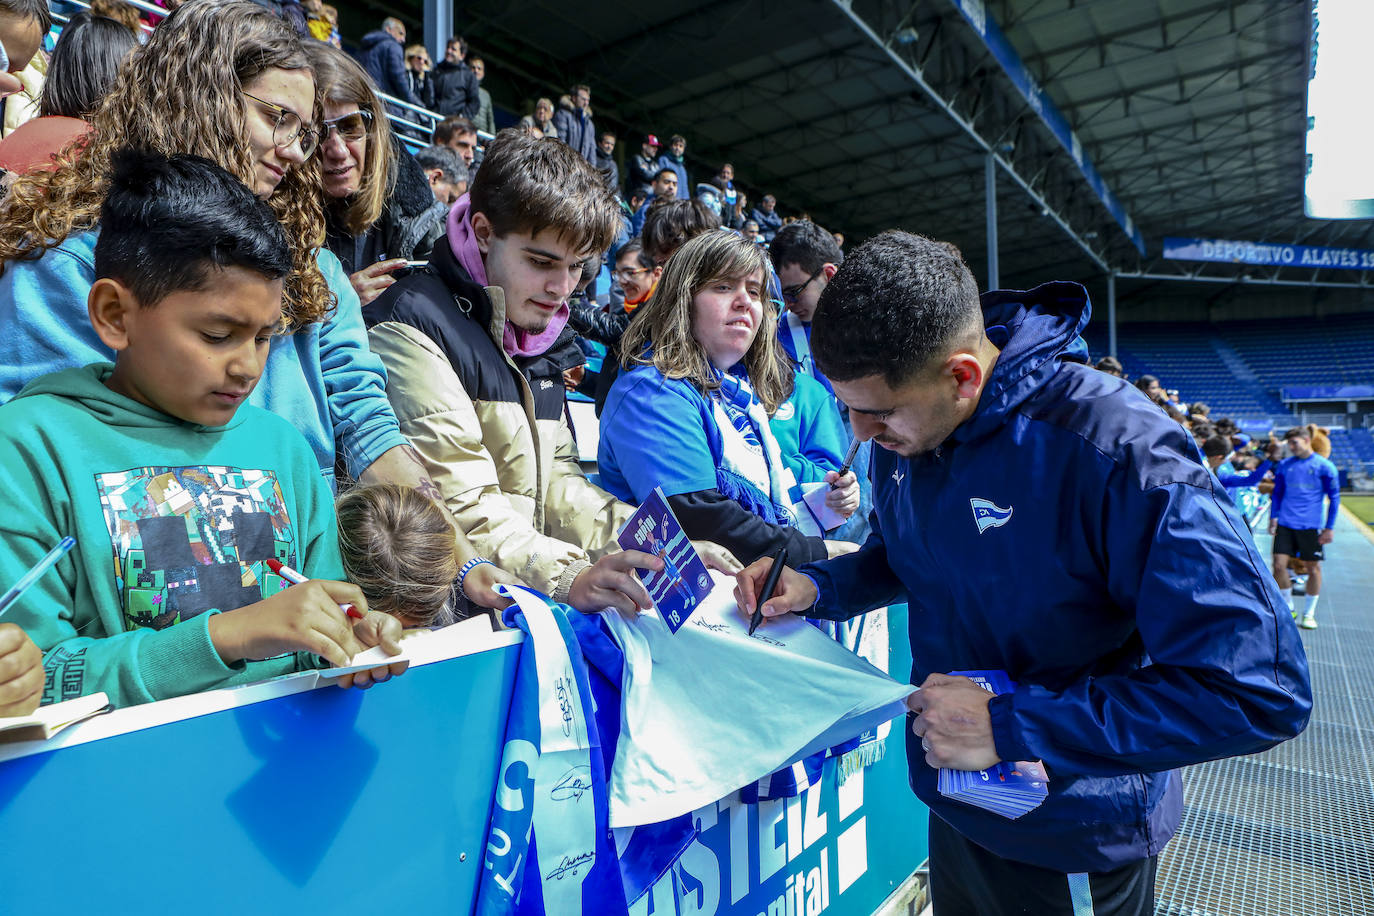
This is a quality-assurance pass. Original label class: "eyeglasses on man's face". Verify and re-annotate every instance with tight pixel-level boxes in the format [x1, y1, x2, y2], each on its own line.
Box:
[780, 266, 824, 304]
[613, 266, 652, 282]
[242, 90, 319, 158]
[320, 109, 374, 144]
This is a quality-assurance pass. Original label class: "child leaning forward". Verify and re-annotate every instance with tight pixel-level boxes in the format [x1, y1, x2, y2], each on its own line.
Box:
[0, 149, 403, 709]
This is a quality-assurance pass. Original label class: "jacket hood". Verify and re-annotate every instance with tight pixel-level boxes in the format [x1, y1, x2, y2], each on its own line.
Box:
[390, 138, 442, 218]
[955, 280, 1091, 446]
[359, 30, 393, 50]
[14, 363, 247, 431]
[430, 236, 497, 332]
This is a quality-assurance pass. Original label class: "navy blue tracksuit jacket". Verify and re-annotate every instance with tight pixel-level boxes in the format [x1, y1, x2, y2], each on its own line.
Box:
[802, 281, 1312, 873]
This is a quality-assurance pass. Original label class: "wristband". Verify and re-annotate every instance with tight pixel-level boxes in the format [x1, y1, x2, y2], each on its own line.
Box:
[458, 557, 494, 595]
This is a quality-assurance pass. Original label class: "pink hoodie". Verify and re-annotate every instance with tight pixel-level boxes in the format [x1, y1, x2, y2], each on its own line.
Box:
[447, 194, 571, 359]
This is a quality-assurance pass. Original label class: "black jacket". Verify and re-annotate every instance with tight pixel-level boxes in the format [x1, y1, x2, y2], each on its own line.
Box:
[592, 148, 619, 195]
[364, 238, 567, 420]
[407, 70, 435, 111]
[431, 60, 479, 119]
[356, 31, 419, 106]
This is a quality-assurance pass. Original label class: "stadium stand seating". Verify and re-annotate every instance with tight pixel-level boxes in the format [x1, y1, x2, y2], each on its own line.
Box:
[1084, 313, 1374, 473]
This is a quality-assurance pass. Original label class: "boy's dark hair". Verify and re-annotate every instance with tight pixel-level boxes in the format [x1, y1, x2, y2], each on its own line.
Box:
[38, 12, 138, 119]
[0, 0, 53, 36]
[640, 198, 720, 264]
[1282, 426, 1309, 441]
[812, 230, 982, 387]
[1094, 355, 1123, 375]
[1202, 436, 1232, 459]
[769, 219, 843, 274]
[653, 166, 677, 183]
[94, 148, 292, 307]
[469, 128, 620, 256]
[1134, 374, 1159, 393]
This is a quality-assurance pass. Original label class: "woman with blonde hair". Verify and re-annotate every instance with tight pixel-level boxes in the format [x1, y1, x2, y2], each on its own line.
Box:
[307, 42, 447, 306]
[597, 231, 859, 566]
[0, 0, 420, 497]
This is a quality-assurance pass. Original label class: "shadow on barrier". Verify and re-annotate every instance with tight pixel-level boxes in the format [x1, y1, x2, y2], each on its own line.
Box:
[227, 685, 379, 886]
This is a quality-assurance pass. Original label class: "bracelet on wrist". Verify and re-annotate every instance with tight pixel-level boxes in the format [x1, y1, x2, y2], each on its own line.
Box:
[458, 557, 494, 596]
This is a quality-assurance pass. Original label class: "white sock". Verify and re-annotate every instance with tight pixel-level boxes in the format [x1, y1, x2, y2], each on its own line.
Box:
[1305, 594, 1320, 618]
[1281, 587, 1293, 610]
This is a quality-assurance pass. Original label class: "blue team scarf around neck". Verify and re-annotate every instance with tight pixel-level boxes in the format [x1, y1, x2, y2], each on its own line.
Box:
[709, 370, 823, 538]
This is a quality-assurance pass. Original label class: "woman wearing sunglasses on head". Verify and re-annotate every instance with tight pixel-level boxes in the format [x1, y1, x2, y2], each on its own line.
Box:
[306, 42, 448, 307]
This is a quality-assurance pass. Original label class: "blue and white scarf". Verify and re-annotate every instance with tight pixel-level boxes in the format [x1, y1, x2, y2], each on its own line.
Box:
[475, 587, 694, 914]
[710, 371, 824, 538]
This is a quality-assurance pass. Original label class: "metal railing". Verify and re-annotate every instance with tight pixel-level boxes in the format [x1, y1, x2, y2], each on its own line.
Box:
[372, 90, 495, 153]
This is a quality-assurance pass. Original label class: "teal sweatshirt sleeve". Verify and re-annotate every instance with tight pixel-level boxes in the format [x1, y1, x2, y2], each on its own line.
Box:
[315, 249, 408, 479]
[0, 233, 106, 403]
[770, 374, 845, 485]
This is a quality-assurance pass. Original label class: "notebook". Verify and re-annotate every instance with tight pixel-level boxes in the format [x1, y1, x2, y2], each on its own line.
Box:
[0, 692, 110, 743]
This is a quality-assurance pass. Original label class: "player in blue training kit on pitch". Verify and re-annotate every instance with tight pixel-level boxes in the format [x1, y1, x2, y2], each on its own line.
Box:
[1269, 426, 1340, 629]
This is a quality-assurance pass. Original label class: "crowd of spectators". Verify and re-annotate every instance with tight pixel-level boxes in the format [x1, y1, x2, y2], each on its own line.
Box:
[0, 0, 860, 718]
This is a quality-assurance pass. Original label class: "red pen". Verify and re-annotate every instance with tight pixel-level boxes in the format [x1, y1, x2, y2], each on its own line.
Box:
[266, 558, 364, 619]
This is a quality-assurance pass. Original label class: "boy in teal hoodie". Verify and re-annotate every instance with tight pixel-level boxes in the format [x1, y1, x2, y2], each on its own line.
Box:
[0, 149, 404, 710]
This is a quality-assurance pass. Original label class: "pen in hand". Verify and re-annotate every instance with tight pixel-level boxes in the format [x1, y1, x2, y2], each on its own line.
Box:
[830, 438, 862, 490]
[748, 546, 788, 636]
[266, 558, 365, 620]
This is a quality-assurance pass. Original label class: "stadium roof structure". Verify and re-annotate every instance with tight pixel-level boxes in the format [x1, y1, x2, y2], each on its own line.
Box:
[450, 0, 1360, 303]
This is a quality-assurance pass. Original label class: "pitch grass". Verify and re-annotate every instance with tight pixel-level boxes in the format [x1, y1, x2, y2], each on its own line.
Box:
[1344, 494, 1374, 527]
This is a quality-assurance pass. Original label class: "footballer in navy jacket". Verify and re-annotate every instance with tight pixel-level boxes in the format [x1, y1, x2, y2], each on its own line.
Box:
[741, 232, 1312, 882]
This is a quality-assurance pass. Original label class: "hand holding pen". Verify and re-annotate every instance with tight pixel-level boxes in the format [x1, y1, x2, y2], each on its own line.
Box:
[824, 439, 863, 519]
[735, 549, 819, 630]
[748, 546, 788, 636]
[267, 559, 362, 618]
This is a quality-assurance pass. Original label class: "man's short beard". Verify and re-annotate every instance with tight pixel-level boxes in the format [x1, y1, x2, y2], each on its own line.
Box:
[513, 314, 553, 334]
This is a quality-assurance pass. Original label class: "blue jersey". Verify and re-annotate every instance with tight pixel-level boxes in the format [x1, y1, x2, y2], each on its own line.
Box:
[1272, 454, 1340, 530]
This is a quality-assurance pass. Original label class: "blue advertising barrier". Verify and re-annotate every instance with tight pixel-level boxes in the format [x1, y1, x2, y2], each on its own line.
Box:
[0, 610, 927, 914]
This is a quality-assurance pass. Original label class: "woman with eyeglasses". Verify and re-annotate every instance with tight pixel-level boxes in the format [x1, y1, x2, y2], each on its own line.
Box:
[0, 0, 447, 505]
[307, 42, 448, 307]
[596, 231, 860, 567]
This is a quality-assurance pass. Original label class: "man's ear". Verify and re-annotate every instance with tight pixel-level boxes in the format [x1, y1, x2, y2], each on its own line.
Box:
[822, 263, 838, 281]
[946, 352, 985, 401]
[471, 210, 493, 254]
[424, 167, 444, 187]
[88, 278, 139, 352]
